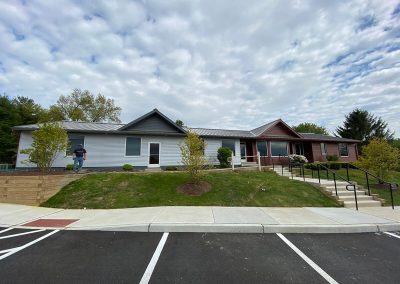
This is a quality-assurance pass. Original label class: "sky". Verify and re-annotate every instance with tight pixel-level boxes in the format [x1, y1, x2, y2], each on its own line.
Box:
[0, 0, 399, 136]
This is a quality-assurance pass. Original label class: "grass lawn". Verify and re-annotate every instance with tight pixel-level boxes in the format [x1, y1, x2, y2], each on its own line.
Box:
[300, 168, 400, 206]
[41, 171, 340, 209]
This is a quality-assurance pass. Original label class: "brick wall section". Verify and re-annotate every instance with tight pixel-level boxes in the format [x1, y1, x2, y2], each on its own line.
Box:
[0, 175, 80, 206]
[311, 142, 358, 162]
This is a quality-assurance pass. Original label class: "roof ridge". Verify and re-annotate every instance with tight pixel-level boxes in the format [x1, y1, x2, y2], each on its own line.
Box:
[62, 120, 124, 125]
[188, 127, 251, 132]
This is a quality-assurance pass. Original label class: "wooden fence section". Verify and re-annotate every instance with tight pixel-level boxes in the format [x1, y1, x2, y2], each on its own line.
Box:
[0, 174, 80, 206]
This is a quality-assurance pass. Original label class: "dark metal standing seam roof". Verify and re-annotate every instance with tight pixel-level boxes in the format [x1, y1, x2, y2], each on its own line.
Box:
[11, 109, 360, 143]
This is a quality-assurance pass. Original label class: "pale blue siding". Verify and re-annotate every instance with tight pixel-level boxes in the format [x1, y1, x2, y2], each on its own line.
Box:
[16, 132, 241, 168]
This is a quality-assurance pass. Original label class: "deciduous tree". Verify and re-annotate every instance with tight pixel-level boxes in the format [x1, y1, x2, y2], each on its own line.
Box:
[180, 131, 207, 181]
[21, 123, 69, 173]
[50, 89, 122, 122]
[357, 138, 400, 181]
[292, 122, 329, 135]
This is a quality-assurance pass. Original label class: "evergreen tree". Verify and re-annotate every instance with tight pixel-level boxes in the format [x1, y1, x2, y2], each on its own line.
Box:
[336, 109, 394, 148]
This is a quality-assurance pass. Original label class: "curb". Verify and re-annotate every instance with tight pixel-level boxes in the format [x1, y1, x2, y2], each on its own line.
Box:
[53, 223, 400, 234]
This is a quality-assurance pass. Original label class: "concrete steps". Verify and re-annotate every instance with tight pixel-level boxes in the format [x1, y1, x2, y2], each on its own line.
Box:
[271, 166, 383, 208]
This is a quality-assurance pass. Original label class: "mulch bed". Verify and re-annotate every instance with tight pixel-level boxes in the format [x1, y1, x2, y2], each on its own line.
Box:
[176, 181, 212, 196]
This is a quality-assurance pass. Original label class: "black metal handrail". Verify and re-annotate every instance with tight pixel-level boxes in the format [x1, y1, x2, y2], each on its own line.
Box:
[318, 163, 359, 210]
[288, 161, 305, 181]
[345, 163, 397, 209]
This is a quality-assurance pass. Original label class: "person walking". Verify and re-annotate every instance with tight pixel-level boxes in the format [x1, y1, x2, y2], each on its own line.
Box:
[73, 144, 87, 173]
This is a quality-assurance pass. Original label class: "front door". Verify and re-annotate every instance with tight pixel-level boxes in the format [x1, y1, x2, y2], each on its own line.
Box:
[240, 142, 247, 162]
[148, 142, 160, 167]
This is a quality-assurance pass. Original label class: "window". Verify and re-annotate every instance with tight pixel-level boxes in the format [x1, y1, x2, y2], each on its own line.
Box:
[67, 134, 84, 156]
[222, 139, 236, 156]
[270, 141, 288, 156]
[257, 141, 268, 156]
[295, 143, 304, 155]
[320, 143, 327, 155]
[339, 143, 348, 156]
[126, 137, 141, 156]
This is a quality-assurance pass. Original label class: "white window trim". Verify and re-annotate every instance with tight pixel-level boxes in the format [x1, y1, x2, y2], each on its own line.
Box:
[124, 137, 141, 157]
[66, 135, 85, 157]
[270, 141, 289, 157]
[320, 143, 327, 156]
[148, 142, 161, 167]
[339, 143, 349, 157]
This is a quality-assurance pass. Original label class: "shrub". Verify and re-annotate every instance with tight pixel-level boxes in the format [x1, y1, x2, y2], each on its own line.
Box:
[165, 166, 178, 171]
[122, 164, 134, 171]
[326, 154, 339, 162]
[65, 164, 74, 170]
[328, 162, 341, 170]
[289, 154, 308, 163]
[305, 163, 319, 170]
[217, 147, 232, 168]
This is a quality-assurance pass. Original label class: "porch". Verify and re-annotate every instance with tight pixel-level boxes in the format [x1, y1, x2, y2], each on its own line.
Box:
[239, 140, 314, 166]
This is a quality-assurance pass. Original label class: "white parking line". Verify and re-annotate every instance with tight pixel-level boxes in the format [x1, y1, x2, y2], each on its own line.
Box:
[0, 247, 21, 254]
[0, 230, 59, 261]
[383, 232, 400, 239]
[277, 233, 338, 284]
[139, 232, 169, 284]
[0, 229, 46, 240]
[0, 227, 14, 234]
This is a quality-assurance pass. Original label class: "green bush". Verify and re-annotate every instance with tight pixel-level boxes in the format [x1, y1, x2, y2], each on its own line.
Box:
[165, 166, 178, 171]
[326, 154, 339, 162]
[65, 164, 74, 170]
[122, 164, 134, 171]
[305, 163, 319, 170]
[328, 162, 341, 170]
[217, 147, 232, 168]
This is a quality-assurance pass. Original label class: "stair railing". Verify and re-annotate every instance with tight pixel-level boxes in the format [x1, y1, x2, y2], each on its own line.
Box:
[318, 163, 359, 210]
[345, 163, 397, 210]
[288, 161, 305, 181]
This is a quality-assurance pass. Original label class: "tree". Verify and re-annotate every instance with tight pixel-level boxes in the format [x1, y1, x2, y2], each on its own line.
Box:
[336, 109, 394, 148]
[357, 138, 400, 181]
[180, 131, 207, 181]
[50, 89, 122, 122]
[292, 122, 329, 135]
[389, 138, 400, 150]
[0, 95, 43, 163]
[175, 119, 184, 127]
[21, 123, 69, 173]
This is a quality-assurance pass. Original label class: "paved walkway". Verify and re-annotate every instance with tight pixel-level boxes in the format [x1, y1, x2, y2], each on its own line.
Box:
[1, 203, 399, 233]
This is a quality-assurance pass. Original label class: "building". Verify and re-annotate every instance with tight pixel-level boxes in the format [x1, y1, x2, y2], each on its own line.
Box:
[13, 109, 359, 169]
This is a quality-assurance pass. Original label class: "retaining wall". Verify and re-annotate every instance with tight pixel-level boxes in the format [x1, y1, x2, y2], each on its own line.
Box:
[0, 174, 80, 206]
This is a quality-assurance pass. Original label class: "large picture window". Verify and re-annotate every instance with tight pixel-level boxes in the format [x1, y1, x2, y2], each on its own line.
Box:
[339, 143, 348, 156]
[320, 143, 327, 155]
[126, 137, 141, 156]
[257, 141, 268, 156]
[270, 141, 288, 156]
[67, 134, 84, 156]
[222, 139, 236, 156]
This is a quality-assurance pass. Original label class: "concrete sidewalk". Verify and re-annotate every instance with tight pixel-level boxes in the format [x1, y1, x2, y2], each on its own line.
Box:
[1, 203, 399, 233]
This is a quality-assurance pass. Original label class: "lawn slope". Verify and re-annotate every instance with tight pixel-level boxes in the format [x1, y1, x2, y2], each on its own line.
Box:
[42, 171, 340, 209]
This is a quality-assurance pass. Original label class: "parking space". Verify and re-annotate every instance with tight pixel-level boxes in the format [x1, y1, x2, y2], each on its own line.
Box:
[0, 228, 400, 283]
[285, 232, 400, 284]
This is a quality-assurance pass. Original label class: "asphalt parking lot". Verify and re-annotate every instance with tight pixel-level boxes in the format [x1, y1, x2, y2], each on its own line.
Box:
[1, 227, 400, 284]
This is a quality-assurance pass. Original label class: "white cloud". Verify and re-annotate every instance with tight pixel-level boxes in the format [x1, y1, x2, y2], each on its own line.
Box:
[0, 0, 399, 136]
